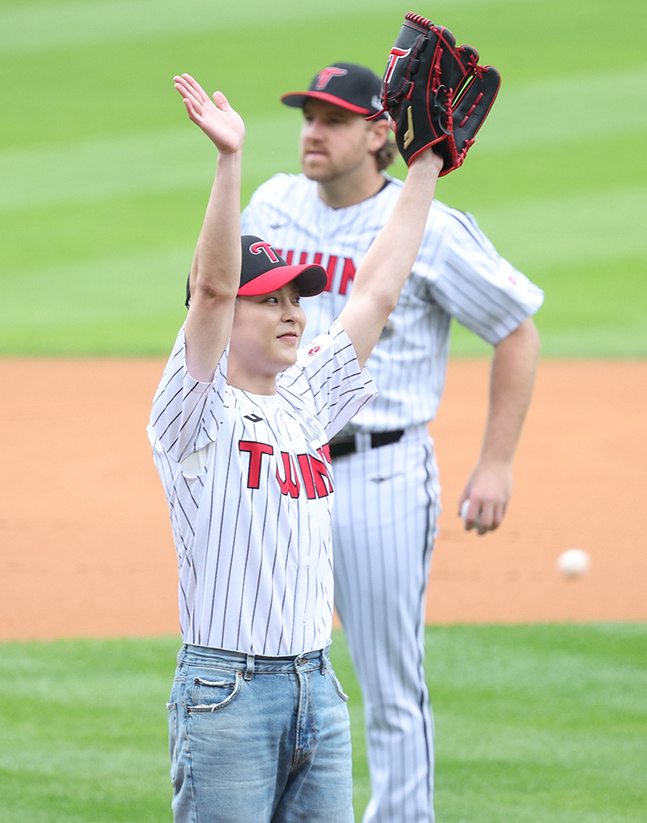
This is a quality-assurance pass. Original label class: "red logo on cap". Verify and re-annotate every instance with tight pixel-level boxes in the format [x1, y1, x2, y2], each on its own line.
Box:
[315, 67, 348, 90]
[250, 241, 280, 263]
[384, 48, 411, 84]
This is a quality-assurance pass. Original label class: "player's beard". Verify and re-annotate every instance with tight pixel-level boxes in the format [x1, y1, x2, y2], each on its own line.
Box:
[300, 148, 335, 182]
[300, 148, 370, 187]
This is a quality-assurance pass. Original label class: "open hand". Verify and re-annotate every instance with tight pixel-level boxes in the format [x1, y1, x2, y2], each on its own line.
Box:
[174, 73, 245, 154]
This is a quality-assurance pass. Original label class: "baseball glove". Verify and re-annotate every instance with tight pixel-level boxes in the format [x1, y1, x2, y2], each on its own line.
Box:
[374, 12, 501, 174]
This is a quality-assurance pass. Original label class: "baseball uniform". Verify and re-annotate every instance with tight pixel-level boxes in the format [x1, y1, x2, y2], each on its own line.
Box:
[147, 318, 377, 655]
[241, 171, 544, 823]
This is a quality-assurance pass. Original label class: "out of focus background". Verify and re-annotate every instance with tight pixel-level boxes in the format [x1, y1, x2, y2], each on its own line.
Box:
[0, 1, 645, 821]
[1, 0, 645, 356]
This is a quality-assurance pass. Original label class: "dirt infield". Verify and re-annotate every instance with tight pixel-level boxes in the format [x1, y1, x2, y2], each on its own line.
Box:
[0, 357, 645, 642]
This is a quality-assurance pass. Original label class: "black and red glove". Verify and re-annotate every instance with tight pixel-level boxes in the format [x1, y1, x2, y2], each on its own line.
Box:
[374, 12, 501, 174]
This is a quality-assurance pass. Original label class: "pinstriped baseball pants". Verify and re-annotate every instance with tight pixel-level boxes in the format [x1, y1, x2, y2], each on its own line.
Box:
[331, 430, 440, 823]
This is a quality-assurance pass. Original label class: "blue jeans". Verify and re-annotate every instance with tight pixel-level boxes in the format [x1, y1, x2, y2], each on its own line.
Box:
[167, 644, 354, 823]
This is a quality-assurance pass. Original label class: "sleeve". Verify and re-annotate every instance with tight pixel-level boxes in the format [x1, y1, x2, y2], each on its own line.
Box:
[286, 320, 378, 439]
[419, 207, 544, 345]
[148, 325, 229, 462]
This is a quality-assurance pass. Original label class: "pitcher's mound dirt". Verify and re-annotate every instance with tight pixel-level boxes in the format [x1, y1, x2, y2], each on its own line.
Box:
[0, 358, 645, 641]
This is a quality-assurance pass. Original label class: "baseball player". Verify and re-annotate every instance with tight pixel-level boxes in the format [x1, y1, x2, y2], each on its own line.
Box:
[240, 62, 544, 823]
[147, 73, 444, 823]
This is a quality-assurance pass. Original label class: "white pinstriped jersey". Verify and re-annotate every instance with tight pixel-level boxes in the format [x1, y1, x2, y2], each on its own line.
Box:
[241, 173, 544, 432]
[147, 320, 376, 656]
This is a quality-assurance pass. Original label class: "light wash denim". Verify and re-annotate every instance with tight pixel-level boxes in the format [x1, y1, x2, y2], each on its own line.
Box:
[167, 644, 354, 823]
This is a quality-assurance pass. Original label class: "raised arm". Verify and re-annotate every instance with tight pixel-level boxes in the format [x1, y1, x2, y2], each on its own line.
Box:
[173, 74, 246, 382]
[338, 149, 443, 368]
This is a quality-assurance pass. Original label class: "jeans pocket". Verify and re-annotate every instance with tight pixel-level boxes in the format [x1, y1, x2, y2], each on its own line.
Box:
[326, 669, 349, 702]
[188, 670, 243, 712]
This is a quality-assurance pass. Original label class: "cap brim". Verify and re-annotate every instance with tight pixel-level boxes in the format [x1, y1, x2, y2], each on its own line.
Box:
[281, 90, 371, 115]
[237, 264, 327, 297]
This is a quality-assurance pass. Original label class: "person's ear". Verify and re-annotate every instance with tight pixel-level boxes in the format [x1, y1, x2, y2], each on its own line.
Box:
[367, 118, 390, 152]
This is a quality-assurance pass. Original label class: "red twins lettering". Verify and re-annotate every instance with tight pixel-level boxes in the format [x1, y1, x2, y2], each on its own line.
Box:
[239, 441, 333, 499]
[238, 441, 274, 488]
[302, 452, 334, 497]
[276, 452, 300, 498]
[274, 248, 356, 295]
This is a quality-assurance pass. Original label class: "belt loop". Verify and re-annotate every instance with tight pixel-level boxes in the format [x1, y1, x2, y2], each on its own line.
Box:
[244, 654, 255, 681]
[319, 649, 327, 675]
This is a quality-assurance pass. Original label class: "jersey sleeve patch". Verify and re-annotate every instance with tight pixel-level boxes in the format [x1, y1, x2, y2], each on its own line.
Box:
[288, 320, 378, 437]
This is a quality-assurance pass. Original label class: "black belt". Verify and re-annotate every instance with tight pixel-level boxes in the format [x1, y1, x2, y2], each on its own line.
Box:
[328, 429, 405, 459]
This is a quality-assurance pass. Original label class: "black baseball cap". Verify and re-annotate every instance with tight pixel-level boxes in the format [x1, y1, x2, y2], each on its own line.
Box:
[238, 236, 327, 296]
[185, 236, 327, 307]
[281, 62, 386, 119]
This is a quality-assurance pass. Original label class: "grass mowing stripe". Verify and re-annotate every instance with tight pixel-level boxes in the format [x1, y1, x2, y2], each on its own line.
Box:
[476, 67, 647, 151]
[0, 247, 189, 355]
[0, 0, 459, 54]
[0, 0, 384, 53]
[0, 0, 546, 55]
[3, 56, 646, 210]
[473, 186, 647, 269]
[0, 625, 645, 823]
[0, 639, 176, 823]
[426, 623, 647, 822]
[0, 0, 644, 357]
[0, 127, 212, 211]
[0, 116, 301, 211]
[1, 248, 190, 319]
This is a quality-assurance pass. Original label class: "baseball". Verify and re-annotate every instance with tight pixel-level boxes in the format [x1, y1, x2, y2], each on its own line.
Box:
[460, 499, 481, 527]
[557, 548, 591, 578]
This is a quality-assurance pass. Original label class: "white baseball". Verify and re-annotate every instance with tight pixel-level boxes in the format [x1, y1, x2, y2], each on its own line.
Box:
[557, 548, 591, 578]
[460, 499, 481, 527]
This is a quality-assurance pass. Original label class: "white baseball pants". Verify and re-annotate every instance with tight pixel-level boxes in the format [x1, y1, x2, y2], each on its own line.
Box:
[331, 429, 440, 823]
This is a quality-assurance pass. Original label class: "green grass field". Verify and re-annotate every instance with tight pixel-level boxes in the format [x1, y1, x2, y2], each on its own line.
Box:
[1, 2, 645, 821]
[0, 0, 645, 356]
[1, 625, 645, 822]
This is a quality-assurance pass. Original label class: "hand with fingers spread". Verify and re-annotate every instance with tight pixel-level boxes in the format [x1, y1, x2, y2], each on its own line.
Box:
[174, 73, 245, 154]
